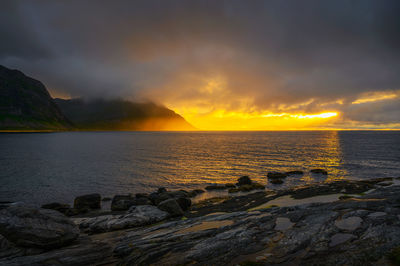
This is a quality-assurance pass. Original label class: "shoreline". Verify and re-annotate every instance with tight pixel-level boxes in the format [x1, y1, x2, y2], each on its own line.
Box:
[1, 175, 400, 265]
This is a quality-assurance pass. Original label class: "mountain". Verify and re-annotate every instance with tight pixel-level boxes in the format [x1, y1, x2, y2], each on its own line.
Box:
[54, 98, 196, 131]
[0, 65, 71, 130]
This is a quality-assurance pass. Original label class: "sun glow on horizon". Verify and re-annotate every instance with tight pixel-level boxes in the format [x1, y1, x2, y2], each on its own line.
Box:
[172, 108, 339, 131]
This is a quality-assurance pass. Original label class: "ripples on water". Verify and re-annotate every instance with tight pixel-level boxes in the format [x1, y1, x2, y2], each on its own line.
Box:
[0, 131, 399, 204]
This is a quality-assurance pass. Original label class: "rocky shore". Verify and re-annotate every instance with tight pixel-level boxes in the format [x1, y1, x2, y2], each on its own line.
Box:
[1, 173, 400, 265]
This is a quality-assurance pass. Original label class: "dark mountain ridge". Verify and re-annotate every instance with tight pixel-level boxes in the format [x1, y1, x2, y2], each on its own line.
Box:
[0, 65, 71, 130]
[54, 98, 195, 131]
[0, 64, 194, 131]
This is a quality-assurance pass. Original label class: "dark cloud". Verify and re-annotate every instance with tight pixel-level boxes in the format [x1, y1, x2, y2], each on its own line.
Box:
[0, 0, 399, 127]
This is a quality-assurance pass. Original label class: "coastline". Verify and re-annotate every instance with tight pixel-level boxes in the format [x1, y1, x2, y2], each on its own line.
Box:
[1, 175, 400, 265]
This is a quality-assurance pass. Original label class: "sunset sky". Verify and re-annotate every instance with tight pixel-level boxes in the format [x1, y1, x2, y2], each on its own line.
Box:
[1, 0, 400, 130]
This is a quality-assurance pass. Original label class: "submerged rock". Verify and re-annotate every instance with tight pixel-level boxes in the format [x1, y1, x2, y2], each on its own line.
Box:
[269, 179, 284, 185]
[0, 205, 79, 249]
[225, 183, 236, 188]
[267, 172, 288, 179]
[157, 198, 184, 217]
[310, 168, 328, 175]
[205, 185, 227, 191]
[73, 193, 101, 211]
[286, 170, 304, 175]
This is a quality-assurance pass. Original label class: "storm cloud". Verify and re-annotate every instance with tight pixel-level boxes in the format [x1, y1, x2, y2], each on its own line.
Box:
[1, 0, 399, 128]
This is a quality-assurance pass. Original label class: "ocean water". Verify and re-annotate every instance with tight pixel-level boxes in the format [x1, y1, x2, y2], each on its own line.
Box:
[0, 131, 399, 205]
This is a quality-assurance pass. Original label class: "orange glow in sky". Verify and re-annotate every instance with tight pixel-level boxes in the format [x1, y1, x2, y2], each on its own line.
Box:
[171, 108, 339, 130]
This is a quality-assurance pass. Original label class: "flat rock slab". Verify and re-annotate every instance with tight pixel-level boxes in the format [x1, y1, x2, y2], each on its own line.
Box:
[275, 217, 294, 231]
[334, 216, 363, 231]
[79, 205, 168, 233]
[368, 212, 386, 218]
[329, 233, 356, 247]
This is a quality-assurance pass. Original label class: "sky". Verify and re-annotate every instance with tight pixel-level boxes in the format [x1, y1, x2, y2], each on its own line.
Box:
[1, 0, 400, 130]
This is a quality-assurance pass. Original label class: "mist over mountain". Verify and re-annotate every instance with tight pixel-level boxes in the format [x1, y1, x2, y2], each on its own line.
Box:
[0, 64, 194, 131]
[54, 98, 195, 131]
[0, 65, 71, 130]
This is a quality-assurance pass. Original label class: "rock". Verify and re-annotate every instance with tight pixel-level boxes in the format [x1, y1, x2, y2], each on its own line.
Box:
[236, 176, 252, 186]
[205, 185, 227, 191]
[0, 202, 14, 210]
[225, 183, 236, 188]
[176, 197, 192, 211]
[41, 202, 71, 215]
[188, 189, 205, 197]
[376, 181, 393, 186]
[329, 233, 356, 247]
[0, 234, 9, 250]
[157, 199, 184, 217]
[78, 205, 168, 233]
[334, 216, 363, 231]
[310, 169, 328, 175]
[269, 179, 284, 184]
[286, 170, 304, 175]
[73, 193, 101, 210]
[149, 192, 173, 205]
[0, 240, 113, 265]
[267, 172, 288, 179]
[64, 208, 82, 217]
[228, 188, 239, 193]
[0, 205, 79, 249]
[135, 193, 149, 199]
[158, 187, 167, 193]
[228, 183, 265, 193]
[111, 195, 152, 211]
[169, 190, 190, 199]
[275, 217, 294, 231]
[102, 197, 111, 201]
[368, 212, 386, 218]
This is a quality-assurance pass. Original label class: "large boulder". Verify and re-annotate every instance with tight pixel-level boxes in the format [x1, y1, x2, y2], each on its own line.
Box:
[157, 199, 184, 217]
[111, 195, 152, 211]
[73, 193, 101, 211]
[78, 205, 168, 233]
[0, 205, 79, 249]
[236, 176, 252, 186]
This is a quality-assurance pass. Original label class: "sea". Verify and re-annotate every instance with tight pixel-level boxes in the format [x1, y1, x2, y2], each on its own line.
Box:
[0, 131, 399, 205]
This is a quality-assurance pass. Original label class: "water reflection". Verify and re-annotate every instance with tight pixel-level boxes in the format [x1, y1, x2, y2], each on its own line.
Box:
[0, 131, 399, 204]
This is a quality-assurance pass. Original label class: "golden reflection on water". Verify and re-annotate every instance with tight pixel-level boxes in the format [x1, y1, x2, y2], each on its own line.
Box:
[149, 131, 349, 190]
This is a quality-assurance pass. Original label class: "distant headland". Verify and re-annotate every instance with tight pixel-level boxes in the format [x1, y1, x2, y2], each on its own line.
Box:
[0, 65, 195, 132]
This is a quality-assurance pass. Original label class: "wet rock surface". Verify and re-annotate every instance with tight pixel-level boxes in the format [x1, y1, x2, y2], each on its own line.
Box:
[0, 205, 79, 249]
[79, 205, 169, 233]
[1, 177, 400, 265]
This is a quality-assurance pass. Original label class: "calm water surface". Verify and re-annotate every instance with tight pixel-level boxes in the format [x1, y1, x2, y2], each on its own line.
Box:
[0, 131, 399, 204]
